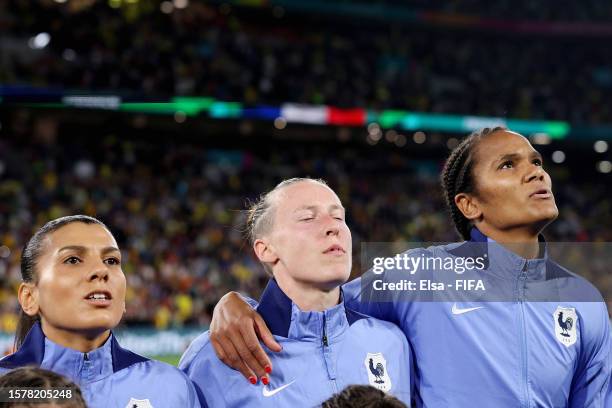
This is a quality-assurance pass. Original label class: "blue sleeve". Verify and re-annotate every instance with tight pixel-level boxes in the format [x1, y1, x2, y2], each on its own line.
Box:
[184, 371, 204, 408]
[343, 277, 395, 321]
[569, 303, 611, 408]
[343, 273, 406, 326]
[179, 333, 228, 408]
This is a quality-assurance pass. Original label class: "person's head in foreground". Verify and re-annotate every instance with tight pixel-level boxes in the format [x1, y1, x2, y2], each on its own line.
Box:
[321, 385, 407, 408]
[16, 215, 125, 352]
[0, 366, 86, 408]
[441, 127, 559, 244]
[247, 177, 352, 310]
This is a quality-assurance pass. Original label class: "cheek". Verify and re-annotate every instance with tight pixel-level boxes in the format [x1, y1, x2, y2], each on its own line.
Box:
[479, 178, 519, 207]
[38, 270, 76, 298]
[115, 272, 127, 300]
[36, 276, 76, 313]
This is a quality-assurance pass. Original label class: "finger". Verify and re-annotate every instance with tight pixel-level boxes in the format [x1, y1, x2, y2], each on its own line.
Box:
[235, 322, 268, 378]
[254, 313, 282, 353]
[216, 334, 258, 383]
[209, 332, 227, 362]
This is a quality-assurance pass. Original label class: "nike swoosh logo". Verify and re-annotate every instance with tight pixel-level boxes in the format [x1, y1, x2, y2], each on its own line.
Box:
[262, 380, 296, 397]
[452, 303, 484, 315]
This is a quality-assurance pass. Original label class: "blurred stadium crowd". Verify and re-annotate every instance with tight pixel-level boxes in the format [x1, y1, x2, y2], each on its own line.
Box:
[3, 1, 612, 123]
[0, 0, 610, 332]
[0, 124, 610, 333]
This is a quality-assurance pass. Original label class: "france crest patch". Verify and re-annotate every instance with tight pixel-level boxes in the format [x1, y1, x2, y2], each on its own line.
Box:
[364, 352, 392, 392]
[124, 398, 154, 408]
[554, 306, 578, 347]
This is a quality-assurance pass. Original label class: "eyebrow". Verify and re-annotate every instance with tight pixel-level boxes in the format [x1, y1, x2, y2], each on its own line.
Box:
[293, 204, 345, 213]
[57, 245, 120, 255]
[494, 151, 542, 164]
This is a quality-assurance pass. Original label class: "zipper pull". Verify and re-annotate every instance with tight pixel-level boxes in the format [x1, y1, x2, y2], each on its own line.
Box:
[322, 314, 328, 347]
[83, 353, 89, 361]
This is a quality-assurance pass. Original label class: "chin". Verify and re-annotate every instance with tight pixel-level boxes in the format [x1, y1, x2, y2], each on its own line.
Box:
[529, 211, 558, 233]
[316, 270, 350, 289]
[78, 315, 121, 332]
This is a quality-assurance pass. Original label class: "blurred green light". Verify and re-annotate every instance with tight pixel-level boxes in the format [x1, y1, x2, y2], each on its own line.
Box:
[377, 110, 409, 128]
[209, 102, 242, 118]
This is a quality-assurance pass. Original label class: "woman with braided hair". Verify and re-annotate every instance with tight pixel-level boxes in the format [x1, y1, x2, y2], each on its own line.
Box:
[197, 128, 611, 407]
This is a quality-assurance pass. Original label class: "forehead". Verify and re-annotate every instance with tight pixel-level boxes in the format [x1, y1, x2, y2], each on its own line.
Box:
[42, 222, 117, 251]
[273, 181, 341, 210]
[475, 130, 537, 160]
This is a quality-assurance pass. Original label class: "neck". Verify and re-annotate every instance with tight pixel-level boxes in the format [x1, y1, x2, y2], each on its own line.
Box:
[274, 273, 341, 312]
[41, 320, 111, 353]
[475, 224, 542, 259]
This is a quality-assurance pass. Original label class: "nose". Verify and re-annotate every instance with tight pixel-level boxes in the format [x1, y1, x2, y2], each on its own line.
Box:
[324, 215, 340, 237]
[88, 260, 110, 282]
[524, 164, 545, 184]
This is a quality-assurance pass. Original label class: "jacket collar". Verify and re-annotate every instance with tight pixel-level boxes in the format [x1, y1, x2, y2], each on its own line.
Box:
[256, 279, 366, 342]
[447, 227, 555, 281]
[0, 322, 148, 378]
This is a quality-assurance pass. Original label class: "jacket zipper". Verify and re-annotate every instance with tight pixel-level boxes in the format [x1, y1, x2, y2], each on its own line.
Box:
[321, 314, 336, 392]
[518, 261, 530, 408]
[322, 314, 328, 347]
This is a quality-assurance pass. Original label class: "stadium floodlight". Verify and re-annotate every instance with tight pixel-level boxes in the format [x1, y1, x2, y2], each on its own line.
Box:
[552, 150, 566, 164]
[597, 160, 612, 173]
[28, 33, 50, 49]
[594, 140, 608, 153]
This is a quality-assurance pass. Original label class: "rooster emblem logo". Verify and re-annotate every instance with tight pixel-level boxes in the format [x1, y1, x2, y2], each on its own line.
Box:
[554, 306, 578, 347]
[364, 353, 392, 391]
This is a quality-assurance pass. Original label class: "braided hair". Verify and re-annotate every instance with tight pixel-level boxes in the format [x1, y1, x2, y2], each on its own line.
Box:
[440, 127, 506, 240]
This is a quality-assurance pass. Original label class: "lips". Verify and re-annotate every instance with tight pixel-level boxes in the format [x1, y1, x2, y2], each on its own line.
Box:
[530, 188, 552, 199]
[84, 290, 113, 306]
[323, 244, 346, 254]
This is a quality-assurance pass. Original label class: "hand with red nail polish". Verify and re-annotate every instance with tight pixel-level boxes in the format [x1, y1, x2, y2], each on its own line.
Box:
[261, 377, 269, 385]
[249, 376, 257, 385]
[264, 365, 272, 374]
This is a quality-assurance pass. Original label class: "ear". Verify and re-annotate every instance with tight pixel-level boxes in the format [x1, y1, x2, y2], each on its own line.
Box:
[18, 282, 40, 317]
[455, 193, 483, 221]
[253, 238, 279, 267]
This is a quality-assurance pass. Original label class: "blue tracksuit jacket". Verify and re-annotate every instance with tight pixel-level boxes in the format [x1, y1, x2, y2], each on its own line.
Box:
[0, 322, 201, 408]
[180, 279, 412, 407]
[344, 228, 611, 408]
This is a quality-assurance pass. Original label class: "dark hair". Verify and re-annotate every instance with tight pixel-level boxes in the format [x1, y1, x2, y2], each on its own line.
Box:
[0, 366, 87, 407]
[440, 127, 507, 240]
[16, 215, 109, 350]
[321, 385, 407, 408]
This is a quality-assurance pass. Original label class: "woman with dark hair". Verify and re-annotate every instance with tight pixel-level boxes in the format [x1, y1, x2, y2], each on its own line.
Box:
[0, 215, 201, 408]
[203, 129, 611, 407]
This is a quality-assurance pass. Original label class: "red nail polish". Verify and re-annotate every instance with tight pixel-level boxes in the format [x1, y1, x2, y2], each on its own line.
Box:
[262, 377, 269, 385]
[249, 376, 257, 384]
[264, 365, 272, 374]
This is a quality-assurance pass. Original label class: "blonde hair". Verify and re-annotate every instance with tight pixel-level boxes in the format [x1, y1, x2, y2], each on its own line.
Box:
[246, 177, 329, 274]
